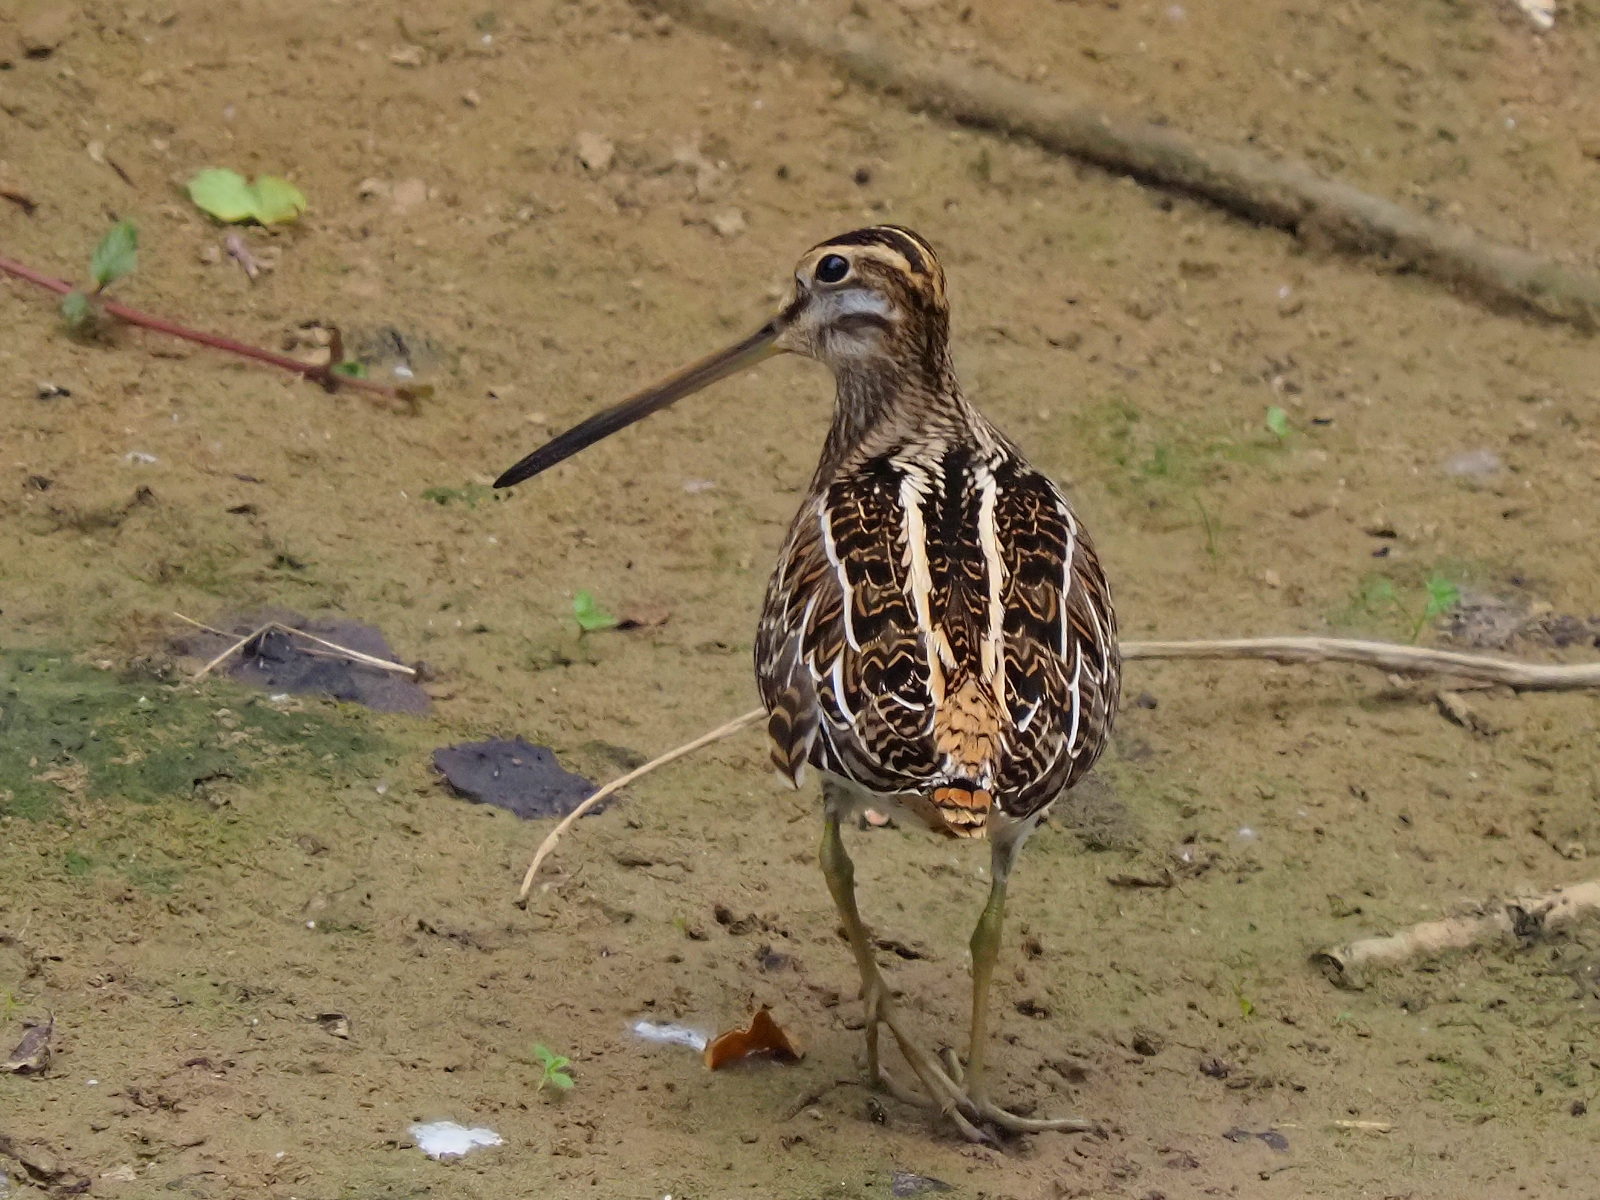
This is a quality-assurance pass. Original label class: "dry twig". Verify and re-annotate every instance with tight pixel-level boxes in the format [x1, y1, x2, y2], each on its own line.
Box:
[1120, 637, 1600, 691]
[0, 253, 426, 402]
[1314, 880, 1600, 989]
[516, 708, 766, 902]
[653, 0, 1600, 329]
[512, 634, 1600, 893]
[171, 611, 417, 680]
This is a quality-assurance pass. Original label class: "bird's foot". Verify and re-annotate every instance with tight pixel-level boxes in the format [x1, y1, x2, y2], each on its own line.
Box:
[855, 978, 990, 1142]
[938, 1048, 1099, 1135]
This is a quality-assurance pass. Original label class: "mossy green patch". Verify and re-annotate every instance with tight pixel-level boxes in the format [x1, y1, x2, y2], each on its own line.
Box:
[0, 650, 387, 820]
[1074, 397, 1289, 501]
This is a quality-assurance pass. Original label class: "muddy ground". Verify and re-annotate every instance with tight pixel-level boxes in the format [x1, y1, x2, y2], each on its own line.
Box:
[3, 0, 1599, 1197]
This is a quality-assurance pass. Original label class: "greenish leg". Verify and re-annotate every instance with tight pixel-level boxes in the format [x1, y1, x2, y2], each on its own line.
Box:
[819, 814, 883, 1083]
[962, 868, 1009, 1105]
[957, 836, 1097, 1135]
[818, 809, 987, 1142]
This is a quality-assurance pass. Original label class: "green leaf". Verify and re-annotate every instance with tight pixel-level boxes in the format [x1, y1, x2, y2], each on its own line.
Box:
[1423, 575, 1460, 621]
[572, 590, 618, 633]
[1264, 406, 1289, 439]
[90, 220, 138, 288]
[331, 359, 368, 379]
[187, 168, 307, 225]
[188, 169, 259, 222]
[544, 1070, 574, 1091]
[251, 175, 307, 224]
[60, 291, 91, 328]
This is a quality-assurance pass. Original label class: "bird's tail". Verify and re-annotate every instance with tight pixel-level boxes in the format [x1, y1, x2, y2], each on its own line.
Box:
[930, 675, 1003, 836]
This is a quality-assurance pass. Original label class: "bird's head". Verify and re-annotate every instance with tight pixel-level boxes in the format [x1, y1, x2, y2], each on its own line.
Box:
[771, 225, 949, 374]
[494, 225, 949, 488]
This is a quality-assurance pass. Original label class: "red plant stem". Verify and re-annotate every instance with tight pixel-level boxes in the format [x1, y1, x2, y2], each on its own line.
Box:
[0, 252, 412, 400]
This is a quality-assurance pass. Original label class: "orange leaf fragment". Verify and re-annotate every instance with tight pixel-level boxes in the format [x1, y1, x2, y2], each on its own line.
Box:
[704, 1006, 804, 1070]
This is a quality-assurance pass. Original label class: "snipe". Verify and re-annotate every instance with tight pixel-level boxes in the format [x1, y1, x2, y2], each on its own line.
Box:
[495, 226, 1120, 1141]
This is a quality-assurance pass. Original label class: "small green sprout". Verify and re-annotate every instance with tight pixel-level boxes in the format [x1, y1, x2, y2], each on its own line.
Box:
[1413, 574, 1461, 643]
[187, 168, 307, 225]
[1264, 406, 1290, 439]
[62, 220, 138, 330]
[60, 291, 92, 327]
[331, 359, 368, 379]
[572, 590, 618, 634]
[90, 220, 138, 288]
[533, 1044, 574, 1092]
[1348, 573, 1460, 642]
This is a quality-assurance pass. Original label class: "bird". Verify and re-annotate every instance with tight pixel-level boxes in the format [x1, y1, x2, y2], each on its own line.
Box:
[494, 225, 1120, 1141]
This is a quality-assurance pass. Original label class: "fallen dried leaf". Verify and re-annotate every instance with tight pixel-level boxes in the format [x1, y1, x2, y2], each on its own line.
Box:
[704, 1006, 803, 1069]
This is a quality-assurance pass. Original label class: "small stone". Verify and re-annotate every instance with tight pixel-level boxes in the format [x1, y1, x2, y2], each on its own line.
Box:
[389, 45, 425, 67]
[19, 2, 75, 56]
[390, 178, 428, 215]
[1582, 136, 1600, 162]
[357, 177, 390, 199]
[199, 244, 222, 265]
[575, 131, 615, 173]
[1262, 568, 1282, 589]
[711, 208, 746, 238]
[651, 13, 675, 33]
[1443, 448, 1502, 480]
[1124, 294, 1157, 321]
[461, 89, 481, 108]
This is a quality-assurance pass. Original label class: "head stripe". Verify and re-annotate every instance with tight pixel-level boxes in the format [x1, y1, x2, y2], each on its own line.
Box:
[814, 226, 933, 277]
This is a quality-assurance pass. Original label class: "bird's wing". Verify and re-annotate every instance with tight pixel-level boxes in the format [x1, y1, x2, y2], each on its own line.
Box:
[756, 456, 934, 794]
[990, 459, 1120, 814]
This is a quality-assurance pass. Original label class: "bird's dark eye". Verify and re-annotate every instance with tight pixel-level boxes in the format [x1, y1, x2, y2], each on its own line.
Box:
[814, 254, 850, 284]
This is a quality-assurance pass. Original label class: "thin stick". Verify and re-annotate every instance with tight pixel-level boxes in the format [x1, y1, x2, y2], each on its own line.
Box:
[512, 635, 1600, 894]
[193, 622, 272, 680]
[517, 708, 767, 902]
[655, 0, 1600, 330]
[172, 611, 417, 680]
[1313, 880, 1600, 989]
[1119, 637, 1600, 691]
[0, 253, 424, 401]
[272, 626, 417, 677]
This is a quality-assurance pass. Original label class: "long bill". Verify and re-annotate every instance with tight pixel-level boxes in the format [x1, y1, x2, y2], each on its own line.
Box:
[493, 319, 783, 488]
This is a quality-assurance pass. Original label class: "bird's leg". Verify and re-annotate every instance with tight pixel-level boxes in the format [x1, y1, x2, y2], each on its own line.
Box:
[818, 810, 987, 1142]
[818, 813, 884, 1082]
[958, 837, 1096, 1135]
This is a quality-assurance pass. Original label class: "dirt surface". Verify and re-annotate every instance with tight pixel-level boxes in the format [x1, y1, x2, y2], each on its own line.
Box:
[3, 1, 1600, 1197]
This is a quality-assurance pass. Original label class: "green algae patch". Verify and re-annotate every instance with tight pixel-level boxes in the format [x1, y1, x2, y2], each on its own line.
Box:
[0, 650, 387, 820]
